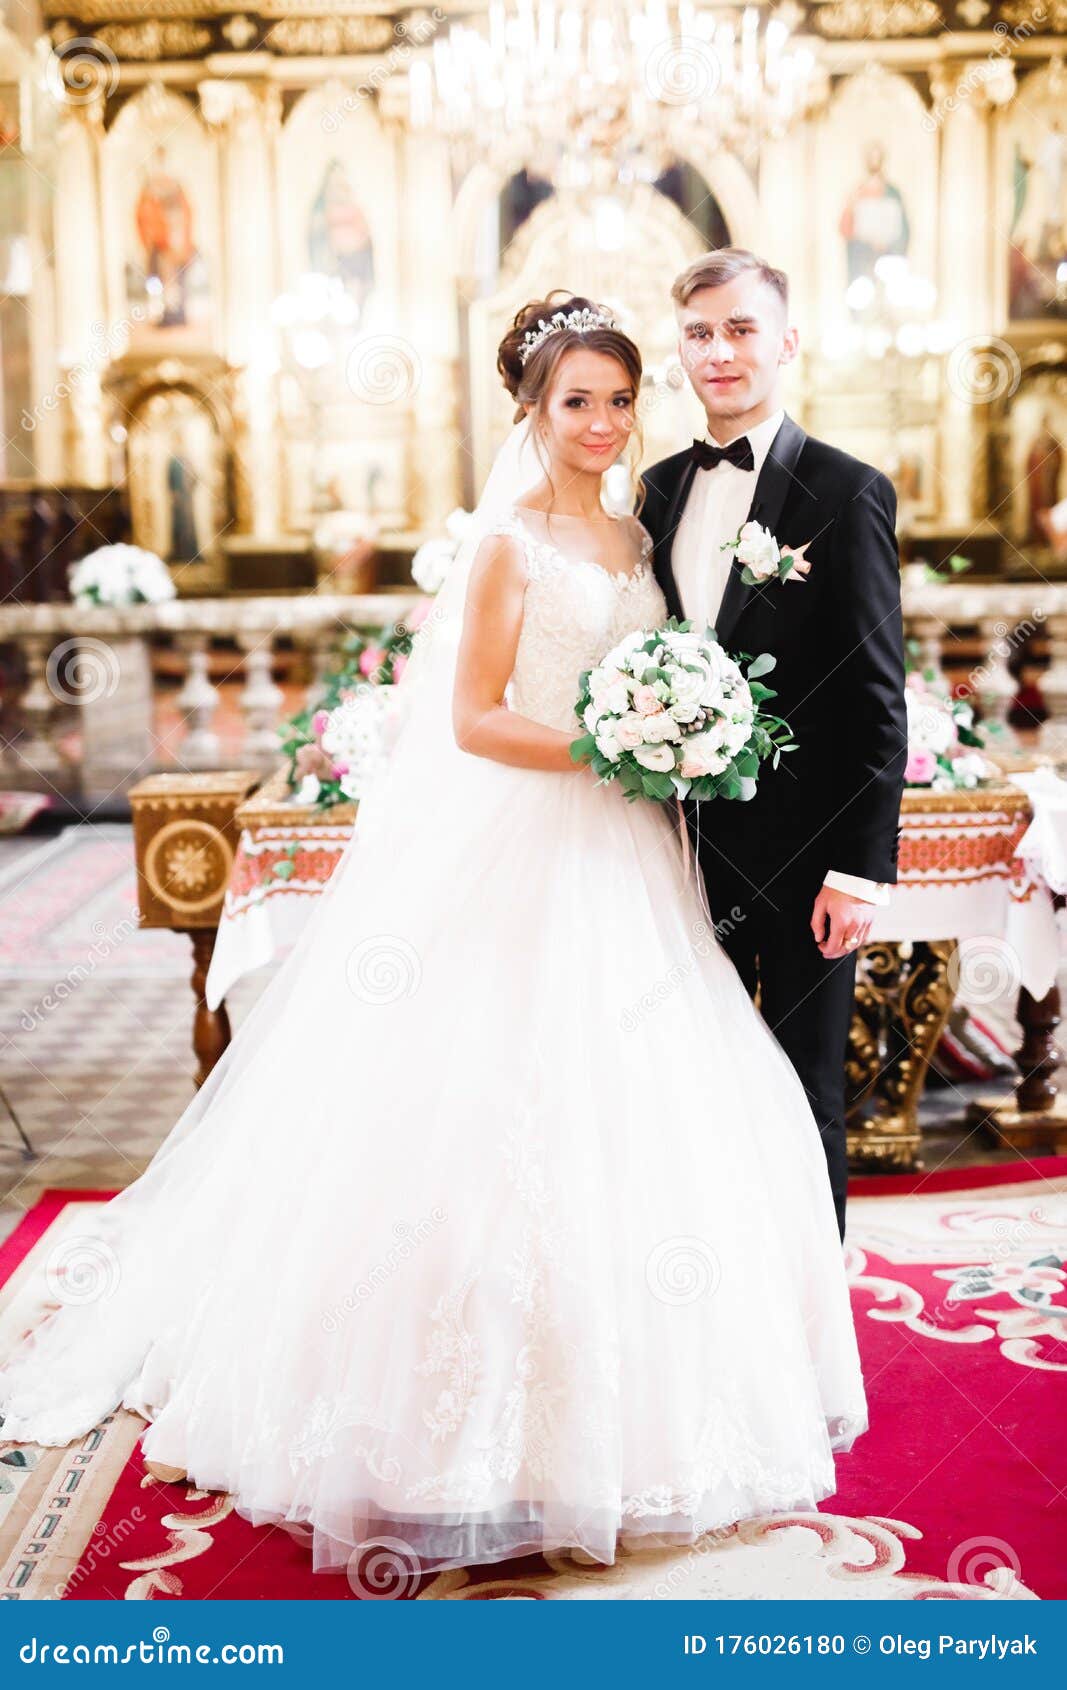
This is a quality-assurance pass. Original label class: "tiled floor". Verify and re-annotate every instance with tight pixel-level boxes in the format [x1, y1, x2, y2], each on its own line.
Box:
[0, 819, 1057, 1250]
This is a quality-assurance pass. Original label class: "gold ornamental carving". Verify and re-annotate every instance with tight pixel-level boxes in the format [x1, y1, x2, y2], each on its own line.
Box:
[846, 939, 957, 1171]
[1000, 0, 1067, 25]
[143, 819, 234, 919]
[264, 16, 398, 53]
[95, 20, 212, 58]
[815, 0, 943, 36]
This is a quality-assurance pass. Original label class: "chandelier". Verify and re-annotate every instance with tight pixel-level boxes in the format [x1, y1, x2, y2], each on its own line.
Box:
[409, 1, 826, 182]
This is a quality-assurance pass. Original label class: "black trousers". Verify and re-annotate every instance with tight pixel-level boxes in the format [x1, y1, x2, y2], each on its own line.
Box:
[698, 833, 856, 1243]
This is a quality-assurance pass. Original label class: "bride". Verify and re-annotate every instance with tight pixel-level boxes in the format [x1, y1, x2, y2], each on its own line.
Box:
[0, 295, 867, 1576]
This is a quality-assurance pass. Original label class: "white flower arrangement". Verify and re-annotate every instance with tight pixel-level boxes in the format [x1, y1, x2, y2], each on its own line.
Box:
[571, 619, 795, 804]
[410, 507, 475, 594]
[723, 520, 812, 587]
[904, 673, 994, 790]
[294, 685, 391, 805]
[68, 544, 176, 607]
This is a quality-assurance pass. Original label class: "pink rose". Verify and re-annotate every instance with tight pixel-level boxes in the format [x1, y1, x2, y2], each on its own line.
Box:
[905, 747, 937, 784]
[359, 645, 387, 678]
[311, 709, 329, 738]
[332, 760, 350, 777]
[392, 653, 408, 681]
[633, 685, 663, 717]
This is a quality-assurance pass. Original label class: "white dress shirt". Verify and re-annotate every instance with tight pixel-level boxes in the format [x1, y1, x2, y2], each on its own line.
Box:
[672, 407, 888, 908]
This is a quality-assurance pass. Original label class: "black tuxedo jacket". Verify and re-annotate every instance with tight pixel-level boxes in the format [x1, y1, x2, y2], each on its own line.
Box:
[640, 415, 907, 886]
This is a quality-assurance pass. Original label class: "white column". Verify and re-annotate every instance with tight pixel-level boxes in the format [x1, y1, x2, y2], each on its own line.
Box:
[935, 67, 995, 528]
[236, 631, 284, 763]
[393, 100, 461, 528]
[175, 635, 222, 767]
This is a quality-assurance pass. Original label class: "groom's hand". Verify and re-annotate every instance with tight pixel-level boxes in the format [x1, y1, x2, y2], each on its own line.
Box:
[810, 886, 873, 961]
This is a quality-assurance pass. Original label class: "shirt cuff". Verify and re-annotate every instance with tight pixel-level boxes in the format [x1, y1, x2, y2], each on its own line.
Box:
[823, 870, 890, 906]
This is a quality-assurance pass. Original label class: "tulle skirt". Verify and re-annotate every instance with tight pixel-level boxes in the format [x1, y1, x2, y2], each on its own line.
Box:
[0, 745, 867, 1574]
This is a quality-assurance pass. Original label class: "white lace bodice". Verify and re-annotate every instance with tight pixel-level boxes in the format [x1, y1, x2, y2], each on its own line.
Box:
[487, 507, 668, 733]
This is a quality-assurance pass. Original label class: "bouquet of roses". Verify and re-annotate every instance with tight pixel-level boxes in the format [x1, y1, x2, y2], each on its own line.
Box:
[570, 619, 795, 803]
[904, 669, 994, 791]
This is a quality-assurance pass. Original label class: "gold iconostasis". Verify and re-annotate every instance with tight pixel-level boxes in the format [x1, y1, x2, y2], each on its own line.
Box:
[1, 1, 1067, 587]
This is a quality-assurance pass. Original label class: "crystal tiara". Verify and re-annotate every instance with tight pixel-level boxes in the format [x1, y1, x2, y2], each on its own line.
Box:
[519, 307, 617, 365]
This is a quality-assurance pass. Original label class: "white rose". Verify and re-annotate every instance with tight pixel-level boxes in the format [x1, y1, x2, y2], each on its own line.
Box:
[671, 668, 707, 707]
[683, 732, 731, 775]
[642, 713, 681, 744]
[627, 650, 653, 681]
[906, 692, 955, 753]
[600, 680, 631, 716]
[614, 714, 645, 751]
[669, 700, 701, 723]
[596, 729, 622, 763]
[699, 717, 728, 751]
[610, 631, 645, 663]
[724, 718, 751, 755]
[633, 742, 676, 772]
[582, 702, 602, 735]
[735, 521, 781, 579]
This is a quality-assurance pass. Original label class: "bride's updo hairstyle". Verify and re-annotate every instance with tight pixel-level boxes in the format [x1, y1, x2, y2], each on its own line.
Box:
[496, 291, 645, 508]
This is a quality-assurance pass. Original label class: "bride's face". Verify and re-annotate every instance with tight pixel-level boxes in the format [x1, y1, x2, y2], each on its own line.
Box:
[530, 348, 636, 477]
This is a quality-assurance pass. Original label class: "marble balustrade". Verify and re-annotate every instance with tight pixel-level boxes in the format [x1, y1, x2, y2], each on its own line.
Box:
[0, 578, 1062, 810]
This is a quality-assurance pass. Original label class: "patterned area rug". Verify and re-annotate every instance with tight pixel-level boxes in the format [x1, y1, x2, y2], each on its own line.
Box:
[0, 826, 189, 980]
[1, 1165, 1063, 1601]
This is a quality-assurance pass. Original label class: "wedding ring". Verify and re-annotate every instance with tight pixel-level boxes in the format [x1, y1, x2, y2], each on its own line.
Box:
[846, 936, 860, 948]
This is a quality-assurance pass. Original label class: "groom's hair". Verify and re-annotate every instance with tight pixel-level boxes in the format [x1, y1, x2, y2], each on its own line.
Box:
[671, 249, 788, 315]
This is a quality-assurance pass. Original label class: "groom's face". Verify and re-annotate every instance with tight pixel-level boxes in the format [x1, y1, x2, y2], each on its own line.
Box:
[675, 275, 797, 428]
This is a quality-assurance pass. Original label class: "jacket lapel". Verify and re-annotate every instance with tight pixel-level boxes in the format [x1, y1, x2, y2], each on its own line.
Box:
[653, 455, 697, 624]
[714, 413, 808, 650]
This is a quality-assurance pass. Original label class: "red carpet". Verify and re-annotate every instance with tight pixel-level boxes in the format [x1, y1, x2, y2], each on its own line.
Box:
[2, 1169, 1064, 1601]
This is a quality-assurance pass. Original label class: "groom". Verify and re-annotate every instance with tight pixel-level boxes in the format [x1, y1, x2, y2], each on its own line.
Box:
[641, 249, 907, 1242]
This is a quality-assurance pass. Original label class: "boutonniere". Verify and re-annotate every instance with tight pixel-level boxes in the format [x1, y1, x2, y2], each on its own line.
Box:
[721, 521, 812, 587]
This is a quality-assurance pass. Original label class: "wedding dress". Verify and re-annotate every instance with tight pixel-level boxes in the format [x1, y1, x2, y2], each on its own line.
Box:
[0, 456, 868, 1575]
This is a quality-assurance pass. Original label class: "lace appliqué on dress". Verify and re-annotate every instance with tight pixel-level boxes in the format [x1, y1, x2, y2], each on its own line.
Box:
[485, 511, 667, 735]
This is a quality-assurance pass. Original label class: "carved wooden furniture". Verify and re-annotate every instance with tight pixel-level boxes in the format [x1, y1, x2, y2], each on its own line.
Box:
[141, 768, 1064, 1169]
[129, 771, 260, 1086]
[846, 783, 1054, 1171]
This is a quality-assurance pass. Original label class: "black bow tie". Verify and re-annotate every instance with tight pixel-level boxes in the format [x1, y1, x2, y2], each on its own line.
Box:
[691, 435, 755, 473]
